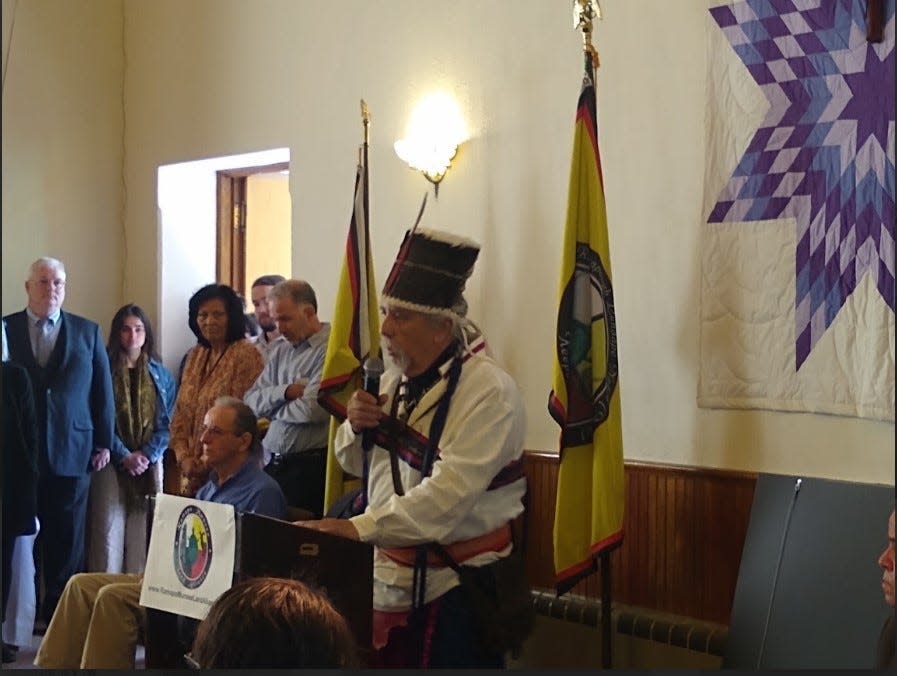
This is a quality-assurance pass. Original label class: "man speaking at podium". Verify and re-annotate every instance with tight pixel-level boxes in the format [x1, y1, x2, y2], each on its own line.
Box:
[34, 397, 286, 669]
[301, 228, 529, 668]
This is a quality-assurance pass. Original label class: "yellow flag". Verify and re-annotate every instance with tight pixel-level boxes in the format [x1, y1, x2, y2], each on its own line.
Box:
[549, 52, 624, 593]
[317, 150, 380, 513]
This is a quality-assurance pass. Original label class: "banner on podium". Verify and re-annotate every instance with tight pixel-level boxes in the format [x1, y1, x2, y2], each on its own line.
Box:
[139, 494, 236, 620]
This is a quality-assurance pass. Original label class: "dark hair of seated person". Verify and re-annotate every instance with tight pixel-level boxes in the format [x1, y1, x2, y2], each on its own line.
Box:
[191, 577, 358, 668]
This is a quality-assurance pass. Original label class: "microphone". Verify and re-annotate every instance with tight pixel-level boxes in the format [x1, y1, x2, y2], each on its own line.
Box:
[362, 356, 384, 397]
[361, 356, 384, 450]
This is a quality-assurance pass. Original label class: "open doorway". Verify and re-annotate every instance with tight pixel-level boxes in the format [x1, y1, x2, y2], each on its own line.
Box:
[216, 162, 292, 300]
[157, 147, 291, 374]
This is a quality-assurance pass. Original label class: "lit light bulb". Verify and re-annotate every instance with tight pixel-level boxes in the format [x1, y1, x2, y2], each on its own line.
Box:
[395, 93, 468, 190]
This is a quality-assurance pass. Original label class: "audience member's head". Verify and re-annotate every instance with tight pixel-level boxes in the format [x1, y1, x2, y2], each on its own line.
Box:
[251, 274, 286, 335]
[199, 397, 262, 473]
[879, 509, 895, 608]
[107, 303, 159, 365]
[268, 279, 322, 344]
[25, 256, 67, 319]
[191, 577, 358, 668]
[187, 284, 246, 348]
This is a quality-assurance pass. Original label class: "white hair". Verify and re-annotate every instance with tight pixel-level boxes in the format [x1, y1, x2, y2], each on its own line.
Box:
[27, 257, 66, 280]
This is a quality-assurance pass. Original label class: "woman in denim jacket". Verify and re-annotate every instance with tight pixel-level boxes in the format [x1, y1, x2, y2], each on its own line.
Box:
[86, 304, 176, 574]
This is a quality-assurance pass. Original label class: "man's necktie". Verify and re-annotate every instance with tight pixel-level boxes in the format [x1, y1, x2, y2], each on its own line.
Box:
[35, 319, 50, 367]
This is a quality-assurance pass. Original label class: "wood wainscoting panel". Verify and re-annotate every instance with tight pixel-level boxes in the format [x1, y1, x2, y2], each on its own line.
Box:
[522, 453, 757, 625]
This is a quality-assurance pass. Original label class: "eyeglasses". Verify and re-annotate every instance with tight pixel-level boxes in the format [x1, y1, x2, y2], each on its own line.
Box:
[198, 424, 239, 437]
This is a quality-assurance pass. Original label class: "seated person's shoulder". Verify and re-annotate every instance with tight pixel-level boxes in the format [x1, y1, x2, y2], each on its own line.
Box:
[263, 476, 288, 501]
[248, 471, 288, 519]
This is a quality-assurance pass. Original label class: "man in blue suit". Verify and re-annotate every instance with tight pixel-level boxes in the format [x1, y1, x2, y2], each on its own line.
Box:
[3, 257, 115, 624]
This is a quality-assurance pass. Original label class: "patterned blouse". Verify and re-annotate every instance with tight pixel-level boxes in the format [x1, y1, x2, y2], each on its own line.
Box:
[168, 339, 264, 496]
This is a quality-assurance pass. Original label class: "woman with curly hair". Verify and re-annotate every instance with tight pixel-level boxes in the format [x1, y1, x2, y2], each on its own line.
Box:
[167, 284, 264, 496]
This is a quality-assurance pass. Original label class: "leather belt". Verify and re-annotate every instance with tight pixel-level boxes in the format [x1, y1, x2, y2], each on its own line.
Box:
[268, 447, 326, 466]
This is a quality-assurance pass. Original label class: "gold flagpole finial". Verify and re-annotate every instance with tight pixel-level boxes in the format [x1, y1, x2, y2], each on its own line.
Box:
[573, 0, 601, 65]
[361, 99, 371, 146]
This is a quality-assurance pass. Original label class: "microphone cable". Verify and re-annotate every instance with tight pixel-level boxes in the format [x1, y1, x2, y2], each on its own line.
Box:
[757, 477, 802, 669]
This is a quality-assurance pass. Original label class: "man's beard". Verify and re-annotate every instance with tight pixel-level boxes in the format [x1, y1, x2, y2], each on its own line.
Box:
[383, 340, 410, 374]
[259, 319, 276, 333]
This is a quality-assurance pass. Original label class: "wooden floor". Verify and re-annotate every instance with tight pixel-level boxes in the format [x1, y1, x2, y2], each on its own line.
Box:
[3, 634, 39, 670]
[3, 635, 145, 670]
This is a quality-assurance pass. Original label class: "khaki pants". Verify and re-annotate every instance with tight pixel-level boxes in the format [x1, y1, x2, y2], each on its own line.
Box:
[87, 463, 161, 574]
[34, 572, 143, 669]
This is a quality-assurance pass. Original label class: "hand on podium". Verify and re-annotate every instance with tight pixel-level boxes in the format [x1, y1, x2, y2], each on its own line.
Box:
[296, 518, 360, 541]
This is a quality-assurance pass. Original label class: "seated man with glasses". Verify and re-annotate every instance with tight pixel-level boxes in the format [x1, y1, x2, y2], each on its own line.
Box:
[34, 397, 286, 670]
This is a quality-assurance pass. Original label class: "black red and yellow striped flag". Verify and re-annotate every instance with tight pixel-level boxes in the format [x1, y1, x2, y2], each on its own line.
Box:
[318, 144, 380, 513]
[549, 51, 624, 593]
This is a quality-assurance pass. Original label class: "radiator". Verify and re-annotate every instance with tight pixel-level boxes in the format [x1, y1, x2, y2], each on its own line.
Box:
[530, 589, 728, 657]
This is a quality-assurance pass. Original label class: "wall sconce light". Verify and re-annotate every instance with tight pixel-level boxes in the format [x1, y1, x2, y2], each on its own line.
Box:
[394, 92, 468, 197]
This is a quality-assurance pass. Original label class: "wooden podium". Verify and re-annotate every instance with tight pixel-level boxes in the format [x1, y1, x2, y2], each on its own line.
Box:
[238, 512, 374, 654]
[144, 501, 373, 668]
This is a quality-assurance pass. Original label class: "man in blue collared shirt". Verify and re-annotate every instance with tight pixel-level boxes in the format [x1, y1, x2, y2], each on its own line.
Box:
[244, 280, 331, 516]
[34, 397, 286, 670]
[194, 396, 287, 517]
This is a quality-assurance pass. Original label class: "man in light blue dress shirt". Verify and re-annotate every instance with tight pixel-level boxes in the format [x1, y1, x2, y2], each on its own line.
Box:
[244, 279, 331, 516]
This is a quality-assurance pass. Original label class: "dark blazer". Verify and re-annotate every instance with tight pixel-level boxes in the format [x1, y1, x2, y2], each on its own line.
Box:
[3, 309, 115, 477]
[1, 361, 39, 535]
[877, 613, 895, 670]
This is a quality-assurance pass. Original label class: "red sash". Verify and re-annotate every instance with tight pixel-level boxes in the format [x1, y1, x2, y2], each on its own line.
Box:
[380, 522, 511, 568]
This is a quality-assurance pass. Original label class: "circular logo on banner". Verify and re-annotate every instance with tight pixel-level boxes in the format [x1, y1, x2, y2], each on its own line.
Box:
[173, 506, 213, 589]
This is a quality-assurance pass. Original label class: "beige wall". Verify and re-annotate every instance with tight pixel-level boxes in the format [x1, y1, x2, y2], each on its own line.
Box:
[2, 0, 124, 332]
[2, 0, 893, 483]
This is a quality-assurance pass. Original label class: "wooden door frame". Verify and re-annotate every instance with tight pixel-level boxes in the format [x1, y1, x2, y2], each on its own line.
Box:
[215, 161, 289, 296]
